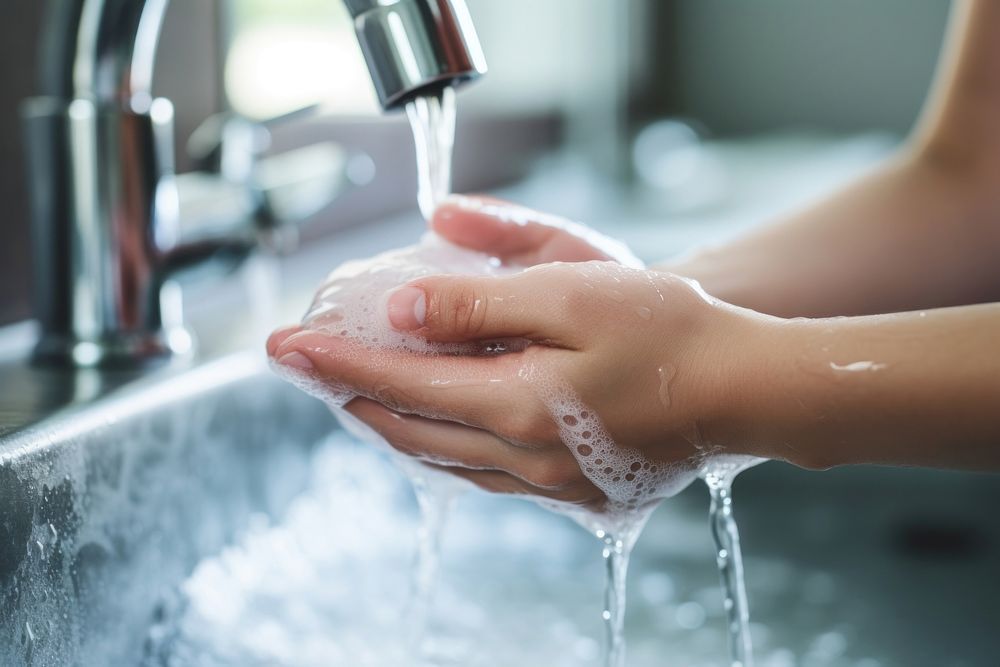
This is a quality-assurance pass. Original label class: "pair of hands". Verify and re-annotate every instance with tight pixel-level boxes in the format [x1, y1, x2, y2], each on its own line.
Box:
[269, 196, 774, 508]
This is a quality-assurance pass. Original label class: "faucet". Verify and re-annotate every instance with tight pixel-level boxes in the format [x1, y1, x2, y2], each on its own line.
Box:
[22, 0, 487, 368]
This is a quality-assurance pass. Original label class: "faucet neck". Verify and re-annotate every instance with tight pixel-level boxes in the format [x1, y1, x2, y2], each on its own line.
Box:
[26, 0, 183, 368]
[39, 0, 169, 105]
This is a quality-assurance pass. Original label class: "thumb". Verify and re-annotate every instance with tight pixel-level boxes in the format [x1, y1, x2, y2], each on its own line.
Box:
[385, 271, 576, 346]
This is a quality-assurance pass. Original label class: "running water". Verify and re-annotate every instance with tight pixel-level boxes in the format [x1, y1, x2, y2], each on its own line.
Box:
[405, 467, 458, 650]
[406, 87, 457, 221]
[701, 457, 763, 667]
[401, 87, 460, 653]
[592, 514, 652, 667]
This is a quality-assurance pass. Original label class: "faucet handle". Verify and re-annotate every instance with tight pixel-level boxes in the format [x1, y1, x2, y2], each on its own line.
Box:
[175, 110, 372, 257]
[186, 105, 320, 174]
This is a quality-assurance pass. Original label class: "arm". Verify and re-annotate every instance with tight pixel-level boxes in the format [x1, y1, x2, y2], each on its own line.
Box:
[733, 302, 1000, 470]
[659, 0, 1000, 317]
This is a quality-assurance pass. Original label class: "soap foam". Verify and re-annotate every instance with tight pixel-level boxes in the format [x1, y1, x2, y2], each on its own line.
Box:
[525, 370, 705, 537]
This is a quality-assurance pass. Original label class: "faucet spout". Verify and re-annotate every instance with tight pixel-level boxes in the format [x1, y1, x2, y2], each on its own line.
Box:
[347, 0, 487, 109]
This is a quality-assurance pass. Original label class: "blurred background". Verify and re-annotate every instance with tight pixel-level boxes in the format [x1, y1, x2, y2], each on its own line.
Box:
[0, 0, 952, 328]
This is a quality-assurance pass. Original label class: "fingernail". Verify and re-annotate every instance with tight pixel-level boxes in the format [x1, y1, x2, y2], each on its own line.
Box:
[266, 325, 301, 356]
[386, 285, 426, 330]
[276, 351, 315, 372]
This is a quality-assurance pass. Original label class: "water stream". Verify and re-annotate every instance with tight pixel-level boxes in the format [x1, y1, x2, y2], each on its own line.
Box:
[406, 87, 457, 222]
[702, 458, 761, 667]
[401, 87, 463, 657]
[594, 518, 646, 667]
[406, 468, 459, 652]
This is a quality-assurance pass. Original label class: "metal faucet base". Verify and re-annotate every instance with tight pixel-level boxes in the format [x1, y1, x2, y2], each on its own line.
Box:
[32, 327, 194, 369]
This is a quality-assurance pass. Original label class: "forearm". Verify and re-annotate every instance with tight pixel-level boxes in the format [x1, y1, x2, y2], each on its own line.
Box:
[728, 303, 1000, 470]
[659, 152, 1000, 317]
[660, 0, 1000, 318]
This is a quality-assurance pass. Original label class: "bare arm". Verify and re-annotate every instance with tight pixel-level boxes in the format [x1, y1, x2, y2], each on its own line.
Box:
[660, 0, 1000, 318]
[734, 302, 1000, 470]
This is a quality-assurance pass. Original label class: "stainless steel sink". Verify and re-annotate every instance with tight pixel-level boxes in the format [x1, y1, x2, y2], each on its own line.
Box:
[0, 349, 337, 665]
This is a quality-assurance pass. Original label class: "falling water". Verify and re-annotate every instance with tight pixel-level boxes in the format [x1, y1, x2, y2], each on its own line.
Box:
[406, 87, 457, 222]
[701, 458, 760, 667]
[599, 530, 629, 667]
[553, 503, 657, 667]
[400, 86, 460, 653]
[594, 514, 649, 667]
[406, 470, 458, 650]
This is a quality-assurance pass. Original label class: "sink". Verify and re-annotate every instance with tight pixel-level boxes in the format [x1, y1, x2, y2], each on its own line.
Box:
[0, 349, 336, 666]
[131, 435, 1000, 667]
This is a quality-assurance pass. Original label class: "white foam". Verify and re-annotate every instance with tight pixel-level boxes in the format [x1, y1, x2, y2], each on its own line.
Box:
[527, 371, 702, 531]
[303, 232, 515, 359]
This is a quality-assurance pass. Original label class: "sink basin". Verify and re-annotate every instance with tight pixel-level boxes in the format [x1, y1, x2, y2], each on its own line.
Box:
[0, 349, 336, 666]
[133, 435, 1000, 667]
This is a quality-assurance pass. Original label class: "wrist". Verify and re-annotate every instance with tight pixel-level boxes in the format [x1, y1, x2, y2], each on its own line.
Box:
[703, 308, 833, 469]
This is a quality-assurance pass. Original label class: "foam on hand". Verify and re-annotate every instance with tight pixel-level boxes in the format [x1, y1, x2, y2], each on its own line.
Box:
[275, 234, 511, 398]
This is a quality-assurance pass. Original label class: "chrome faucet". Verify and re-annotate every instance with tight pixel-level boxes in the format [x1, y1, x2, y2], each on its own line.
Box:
[22, 0, 486, 368]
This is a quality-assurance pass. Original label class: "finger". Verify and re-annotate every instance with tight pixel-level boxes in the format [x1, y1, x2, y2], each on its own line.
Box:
[426, 463, 605, 508]
[432, 195, 624, 266]
[384, 269, 580, 346]
[344, 401, 601, 503]
[345, 397, 540, 475]
[274, 330, 558, 441]
[267, 324, 303, 357]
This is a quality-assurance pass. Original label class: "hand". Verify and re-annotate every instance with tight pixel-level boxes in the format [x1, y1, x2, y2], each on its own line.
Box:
[271, 262, 774, 509]
[432, 195, 643, 269]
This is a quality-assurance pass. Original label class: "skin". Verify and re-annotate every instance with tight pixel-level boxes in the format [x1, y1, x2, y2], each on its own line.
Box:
[270, 0, 1000, 504]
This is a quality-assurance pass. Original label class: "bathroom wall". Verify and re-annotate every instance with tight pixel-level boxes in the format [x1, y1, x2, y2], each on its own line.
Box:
[643, 0, 952, 137]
